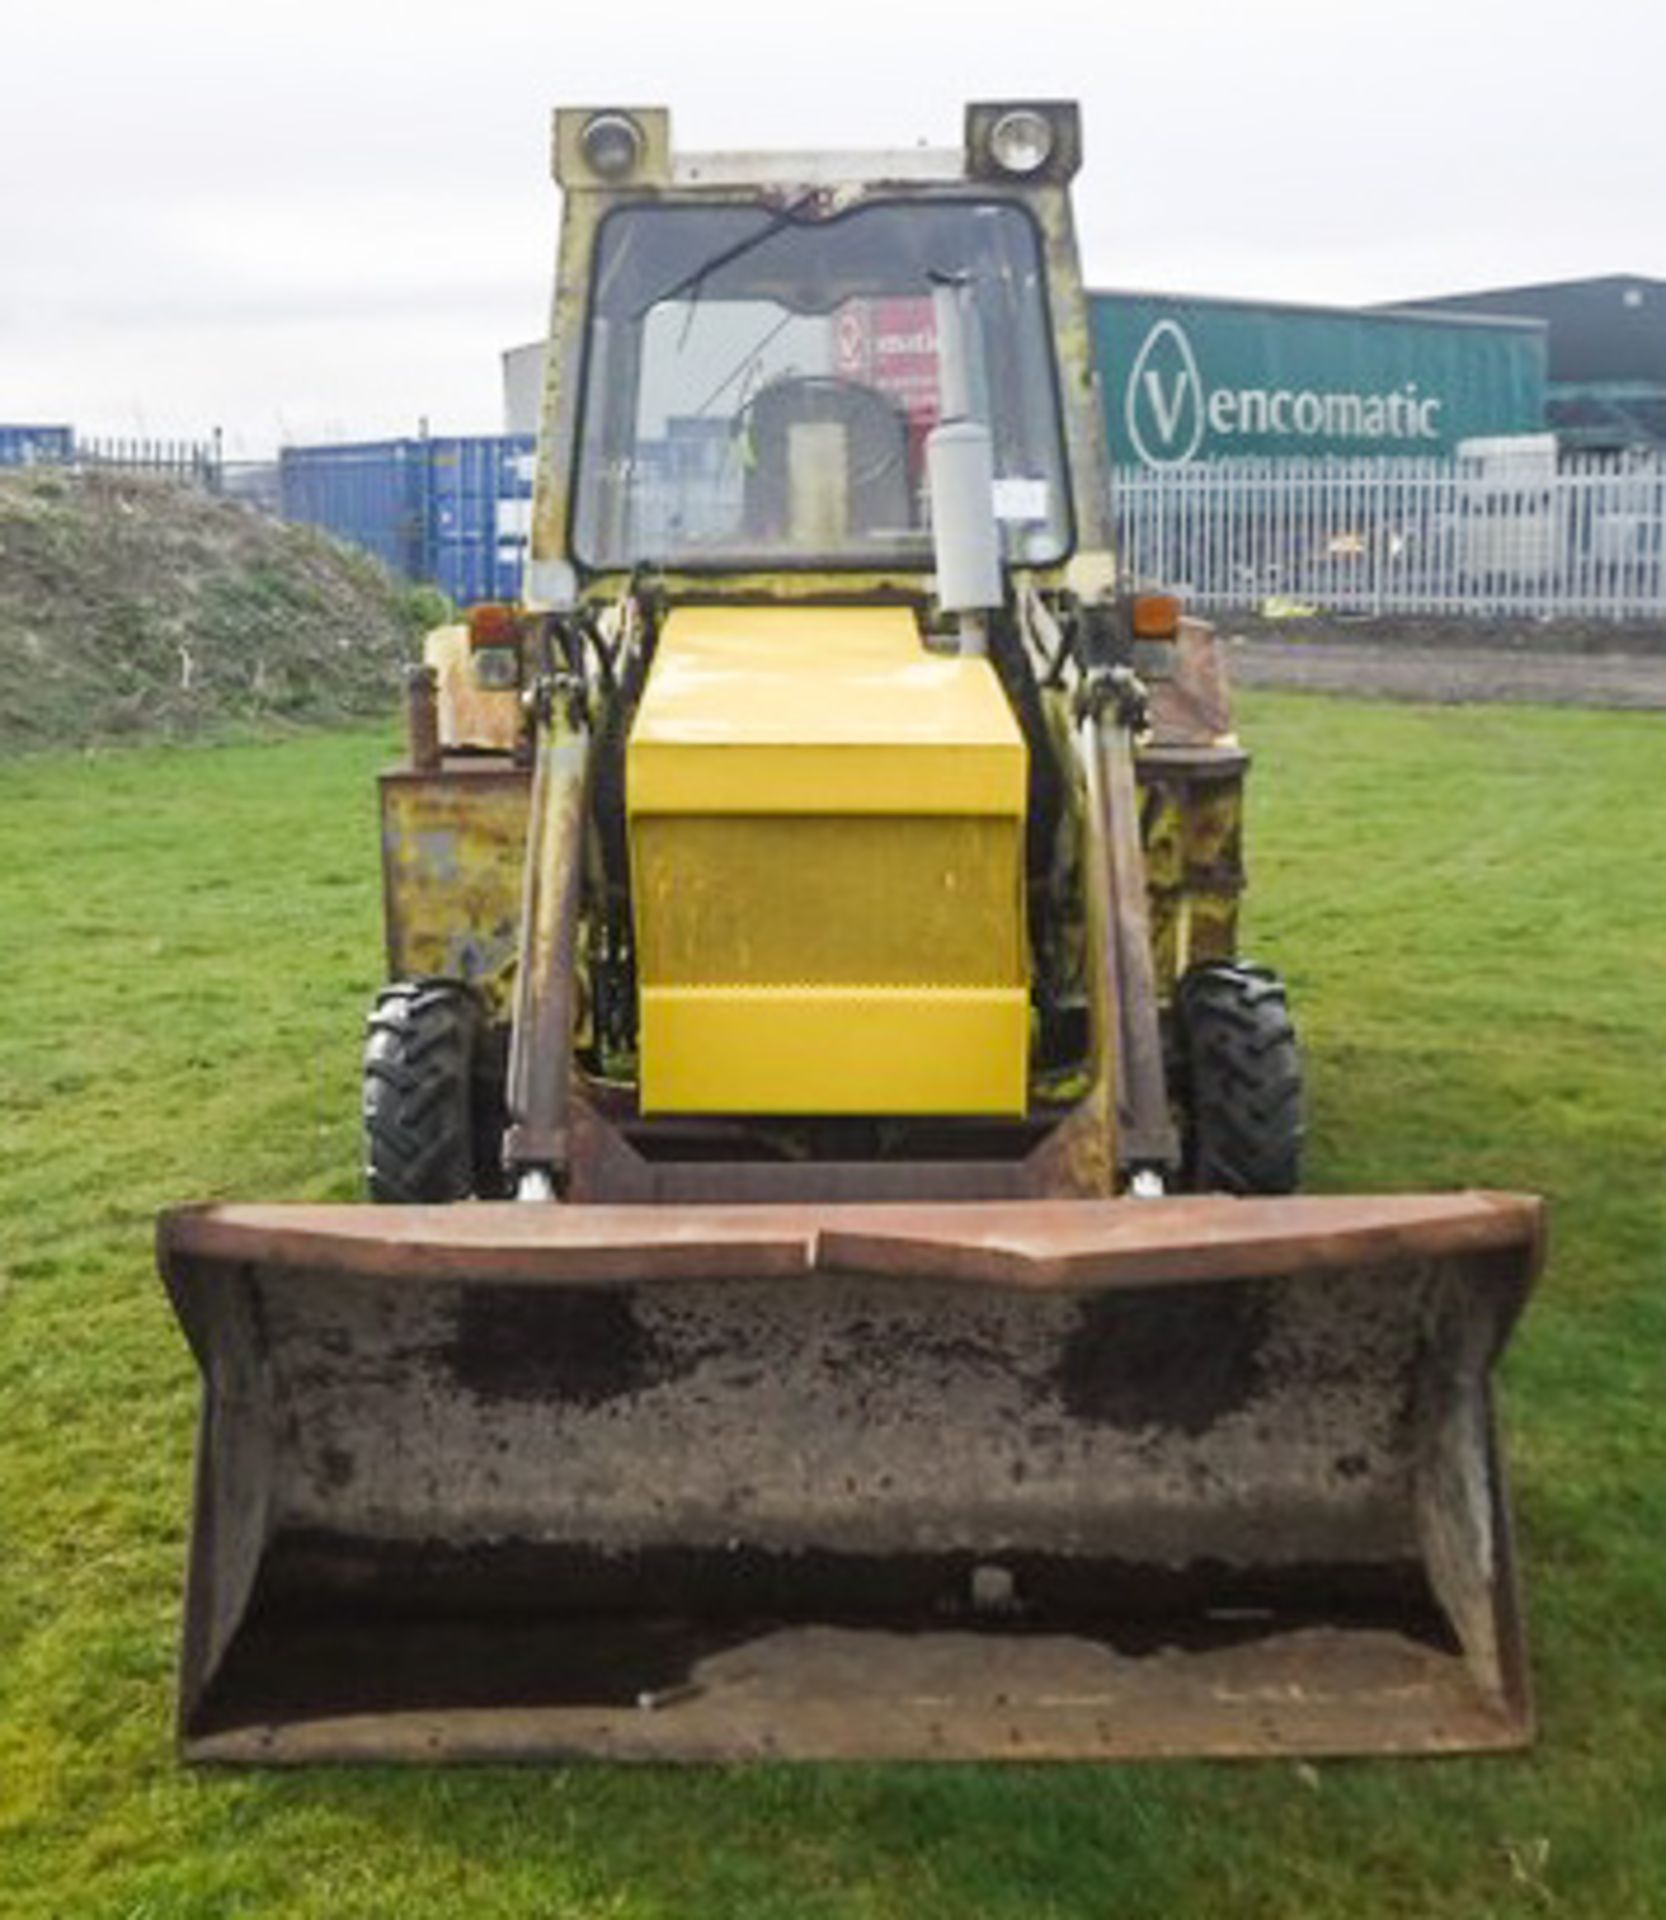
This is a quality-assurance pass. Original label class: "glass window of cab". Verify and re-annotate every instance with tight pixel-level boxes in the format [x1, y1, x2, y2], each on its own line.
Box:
[571, 198, 1073, 572]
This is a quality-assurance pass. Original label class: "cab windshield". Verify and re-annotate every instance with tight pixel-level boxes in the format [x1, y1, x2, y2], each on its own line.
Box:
[571, 197, 1072, 571]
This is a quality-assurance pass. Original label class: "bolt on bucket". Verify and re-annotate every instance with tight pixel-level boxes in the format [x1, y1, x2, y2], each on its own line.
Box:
[158, 1192, 1541, 1763]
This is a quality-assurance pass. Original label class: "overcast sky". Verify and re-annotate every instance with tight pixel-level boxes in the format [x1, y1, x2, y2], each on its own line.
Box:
[4, 0, 1661, 456]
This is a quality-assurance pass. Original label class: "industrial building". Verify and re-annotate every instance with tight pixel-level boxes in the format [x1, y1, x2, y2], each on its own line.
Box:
[1089, 292, 1544, 468]
[1390, 276, 1666, 453]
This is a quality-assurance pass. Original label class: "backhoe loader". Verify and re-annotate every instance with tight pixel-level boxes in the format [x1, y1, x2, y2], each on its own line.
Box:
[159, 102, 1542, 1763]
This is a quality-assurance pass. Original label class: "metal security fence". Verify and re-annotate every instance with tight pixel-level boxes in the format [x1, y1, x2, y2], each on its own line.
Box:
[76, 434, 224, 488]
[0, 427, 224, 490]
[1113, 453, 1666, 619]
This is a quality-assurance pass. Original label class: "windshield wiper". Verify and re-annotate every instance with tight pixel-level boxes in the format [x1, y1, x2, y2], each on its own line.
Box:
[632, 191, 819, 324]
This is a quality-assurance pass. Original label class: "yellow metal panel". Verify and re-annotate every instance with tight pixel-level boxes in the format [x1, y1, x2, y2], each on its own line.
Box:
[640, 987, 1029, 1115]
[379, 769, 529, 1020]
[629, 606, 1026, 816]
[626, 603, 1029, 1116]
[634, 814, 1023, 988]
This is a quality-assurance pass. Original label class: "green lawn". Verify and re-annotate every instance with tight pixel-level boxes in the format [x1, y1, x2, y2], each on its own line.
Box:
[1, 694, 1663, 1918]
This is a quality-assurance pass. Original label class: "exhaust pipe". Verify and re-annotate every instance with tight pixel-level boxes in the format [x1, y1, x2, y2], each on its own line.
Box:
[927, 274, 1000, 656]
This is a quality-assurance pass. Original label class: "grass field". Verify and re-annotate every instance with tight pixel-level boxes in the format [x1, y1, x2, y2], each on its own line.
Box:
[1, 692, 1663, 1917]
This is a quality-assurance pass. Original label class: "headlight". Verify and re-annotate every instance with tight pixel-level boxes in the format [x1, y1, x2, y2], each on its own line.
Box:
[467, 602, 523, 690]
[988, 109, 1054, 176]
[471, 645, 521, 691]
[581, 112, 643, 181]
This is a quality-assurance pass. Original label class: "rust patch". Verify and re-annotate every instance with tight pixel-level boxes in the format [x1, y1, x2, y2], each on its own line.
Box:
[1138, 758, 1246, 996]
[379, 765, 529, 1020]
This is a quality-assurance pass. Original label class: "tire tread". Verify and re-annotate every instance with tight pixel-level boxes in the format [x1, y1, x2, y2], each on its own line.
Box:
[1176, 961, 1305, 1195]
[362, 981, 479, 1202]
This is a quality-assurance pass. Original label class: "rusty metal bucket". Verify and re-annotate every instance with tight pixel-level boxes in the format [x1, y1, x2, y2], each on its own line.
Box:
[158, 1192, 1541, 1763]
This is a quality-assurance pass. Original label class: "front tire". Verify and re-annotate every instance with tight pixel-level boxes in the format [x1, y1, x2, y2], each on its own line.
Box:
[1175, 962, 1304, 1195]
[363, 981, 487, 1202]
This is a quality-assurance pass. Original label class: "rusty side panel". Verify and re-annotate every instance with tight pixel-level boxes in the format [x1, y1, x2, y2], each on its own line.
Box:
[380, 764, 530, 1022]
[1135, 618, 1250, 1002]
[1138, 750, 1247, 1001]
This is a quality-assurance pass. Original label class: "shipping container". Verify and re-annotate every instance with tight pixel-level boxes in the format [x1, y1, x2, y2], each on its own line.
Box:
[424, 436, 535, 605]
[280, 440, 424, 577]
[1091, 291, 1547, 470]
[0, 424, 74, 467]
[279, 437, 535, 603]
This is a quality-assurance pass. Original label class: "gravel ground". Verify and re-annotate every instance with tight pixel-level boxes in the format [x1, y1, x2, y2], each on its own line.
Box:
[1226, 636, 1666, 709]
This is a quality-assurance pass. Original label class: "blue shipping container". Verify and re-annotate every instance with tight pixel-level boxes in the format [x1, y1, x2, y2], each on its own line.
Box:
[280, 440, 425, 578]
[280, 436, 535, 605]
[0, 424, 74, 467]
[424, 437, 535, 605]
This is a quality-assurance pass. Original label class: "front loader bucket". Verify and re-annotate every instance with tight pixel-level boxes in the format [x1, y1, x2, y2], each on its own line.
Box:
[159, 1192, 1541, 1763]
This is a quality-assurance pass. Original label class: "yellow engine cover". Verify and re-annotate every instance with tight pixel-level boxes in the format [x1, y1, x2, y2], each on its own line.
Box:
[627, 606, 1028, 1115]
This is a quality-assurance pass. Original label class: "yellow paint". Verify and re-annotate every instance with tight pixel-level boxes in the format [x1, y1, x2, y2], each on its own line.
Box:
[633, 815, 1022, 987]
[640, 988, 1029, 1116]
[627, 605, 1028, 1115]
[379, 770, 530, 1019]
[629, 607, 1025, 816]
[1138, 770, 1245, 1001]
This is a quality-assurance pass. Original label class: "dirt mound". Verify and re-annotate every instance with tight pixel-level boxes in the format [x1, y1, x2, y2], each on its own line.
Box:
[0, 469, 446, 751]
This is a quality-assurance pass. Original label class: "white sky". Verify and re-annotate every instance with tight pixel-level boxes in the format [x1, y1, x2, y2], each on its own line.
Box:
[3, 0, 1661, 457]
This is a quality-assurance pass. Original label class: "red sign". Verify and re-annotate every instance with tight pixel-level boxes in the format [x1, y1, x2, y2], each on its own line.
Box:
[834, 297, 940, 429]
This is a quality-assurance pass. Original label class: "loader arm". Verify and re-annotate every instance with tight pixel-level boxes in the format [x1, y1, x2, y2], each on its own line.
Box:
[1078, 670, 1181, 1185]
[502, 667, 592, 1195]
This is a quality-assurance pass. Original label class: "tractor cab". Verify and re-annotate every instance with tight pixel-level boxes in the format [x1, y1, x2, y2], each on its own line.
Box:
[526, 103, 1111, 613]
[568, 192, 1073, 571]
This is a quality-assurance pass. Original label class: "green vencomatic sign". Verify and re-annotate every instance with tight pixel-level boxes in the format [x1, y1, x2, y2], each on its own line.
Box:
[1091, 291, 1547, 468]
